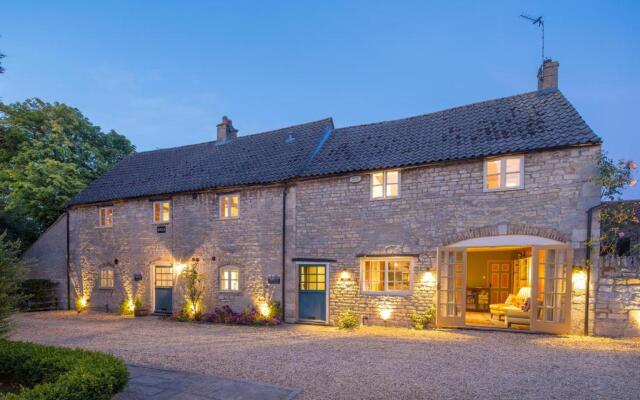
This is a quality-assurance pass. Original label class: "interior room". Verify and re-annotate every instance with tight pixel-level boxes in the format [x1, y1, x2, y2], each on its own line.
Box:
[465, 247, 532, 329]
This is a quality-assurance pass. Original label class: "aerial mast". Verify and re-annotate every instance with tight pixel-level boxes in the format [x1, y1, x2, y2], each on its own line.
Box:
[520, 14, 545, 66]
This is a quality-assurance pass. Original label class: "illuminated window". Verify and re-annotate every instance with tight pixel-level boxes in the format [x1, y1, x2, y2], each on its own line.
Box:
[153, 201, 171, 223]
[98, 207, 113, 227]
[100, 268, 114, 288]
[219, 194, 239, 219]
[484, 156, 523, 191]
[371, 170, 400, 199]
[362, 259, 411, 293]
[220, 267, 239, 291]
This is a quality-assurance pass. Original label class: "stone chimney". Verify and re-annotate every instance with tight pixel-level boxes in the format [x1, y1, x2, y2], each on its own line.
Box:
[537, 59, 559, 90]
[216, 116, 238, 143]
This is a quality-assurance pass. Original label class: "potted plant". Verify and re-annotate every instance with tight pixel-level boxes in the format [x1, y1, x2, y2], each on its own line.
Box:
[133, 294, 148, 317]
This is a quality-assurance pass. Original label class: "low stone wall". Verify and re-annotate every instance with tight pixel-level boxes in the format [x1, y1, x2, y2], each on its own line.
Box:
[594, 256, 640, 337]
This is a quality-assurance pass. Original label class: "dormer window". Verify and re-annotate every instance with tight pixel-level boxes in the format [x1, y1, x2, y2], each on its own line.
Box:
[484, 156, 524, 191]
[153, 201, 171, 223]
[98, 207, 113, 227]
[371, 170, 400, 199]
[219, 194, 239, 219]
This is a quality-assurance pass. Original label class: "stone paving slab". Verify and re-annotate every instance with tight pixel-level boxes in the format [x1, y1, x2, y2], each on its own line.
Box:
[115, 365, 301, 400]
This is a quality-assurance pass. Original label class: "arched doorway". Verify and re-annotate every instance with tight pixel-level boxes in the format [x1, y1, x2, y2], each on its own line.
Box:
[436, 235, 573, 334]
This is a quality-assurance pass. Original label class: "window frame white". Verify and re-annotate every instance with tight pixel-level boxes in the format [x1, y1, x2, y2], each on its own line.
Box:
[100, 268, 115, 289]
[152, 201, 171, 224]
[219, 193, 240, 219]
[483, 155, 524, 192]
[360, 257, 414, 296]
[98, 206, 113, 228]
[220, 266, 240, 292]
[370, 170, 401, 200]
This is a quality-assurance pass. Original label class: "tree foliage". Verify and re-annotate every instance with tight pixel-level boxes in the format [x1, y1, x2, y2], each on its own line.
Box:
[0, 98, 135, 247]
[593, 153, 638, 256]
[0, 232, 27, 338]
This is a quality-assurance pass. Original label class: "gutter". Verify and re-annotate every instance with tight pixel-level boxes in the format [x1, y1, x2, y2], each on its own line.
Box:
[281, 185, 287, 322]
[584, 202, 602, 335]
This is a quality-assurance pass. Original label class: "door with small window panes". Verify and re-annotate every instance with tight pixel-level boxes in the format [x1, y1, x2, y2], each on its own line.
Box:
[154, 266, 173, 314]
[298, 264, 327, 322]
[530, 246, 572, 334]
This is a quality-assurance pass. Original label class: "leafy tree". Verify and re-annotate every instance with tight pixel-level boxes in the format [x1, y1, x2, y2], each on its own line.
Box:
[0, 99, 135, 246]
[0, 231, 27, 338]
[593, 153, 638, 256]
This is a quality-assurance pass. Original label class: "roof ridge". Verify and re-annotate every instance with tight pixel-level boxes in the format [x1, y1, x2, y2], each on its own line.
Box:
[132, 117, 334, 155]
[334, 88, 558, 133]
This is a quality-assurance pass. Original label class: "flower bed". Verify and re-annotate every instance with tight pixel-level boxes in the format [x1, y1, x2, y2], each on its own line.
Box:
[0, 340, 128, 400]
[172, 304, 282, 326]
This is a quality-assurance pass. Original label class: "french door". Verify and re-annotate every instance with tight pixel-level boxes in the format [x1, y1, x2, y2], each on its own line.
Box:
[436, 248, 467, 327]
[530, 246, 572, 334]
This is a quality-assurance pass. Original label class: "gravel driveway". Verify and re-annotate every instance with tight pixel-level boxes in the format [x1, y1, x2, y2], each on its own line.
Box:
[9, 312, 640, 400]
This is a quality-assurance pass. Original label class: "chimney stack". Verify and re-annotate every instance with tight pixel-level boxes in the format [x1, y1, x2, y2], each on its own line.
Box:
[537, 59, 559, 90]
[216, 116, 238, 143]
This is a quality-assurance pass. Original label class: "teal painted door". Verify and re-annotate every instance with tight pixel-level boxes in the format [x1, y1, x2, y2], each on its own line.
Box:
[154, 266, 173, 314]
[298, 264, 326, 321]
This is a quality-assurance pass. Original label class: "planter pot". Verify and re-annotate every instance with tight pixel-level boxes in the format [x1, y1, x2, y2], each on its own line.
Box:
[134, 309, 149, 317]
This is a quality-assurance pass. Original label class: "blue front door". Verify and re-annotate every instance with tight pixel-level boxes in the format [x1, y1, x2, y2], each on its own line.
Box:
[298, 264, 327, 322]
[154, 266, 173, 314]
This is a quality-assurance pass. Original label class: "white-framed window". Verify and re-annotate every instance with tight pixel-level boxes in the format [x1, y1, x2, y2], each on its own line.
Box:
[371, 170, 400, 199]
[219, 194, 239, 219]
[153, 201, 171, 223]
[100, 268, 114, 289]
[484, 155, 524, 191]
[361, 258, 412, 294]
[220, 267, 239, 291]
[98, 207, 113, 227]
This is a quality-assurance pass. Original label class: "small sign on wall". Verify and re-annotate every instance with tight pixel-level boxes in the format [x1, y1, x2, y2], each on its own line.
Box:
[267, 275, 281, 284]
[156, 226, 166, 233]
[134, 272, 143, 281]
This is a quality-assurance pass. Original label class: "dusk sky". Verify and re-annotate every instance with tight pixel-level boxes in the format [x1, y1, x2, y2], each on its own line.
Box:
[1, 1, 638, 197]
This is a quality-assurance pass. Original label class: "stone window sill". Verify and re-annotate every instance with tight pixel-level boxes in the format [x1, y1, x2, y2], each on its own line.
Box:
[360, 290, 412, 297]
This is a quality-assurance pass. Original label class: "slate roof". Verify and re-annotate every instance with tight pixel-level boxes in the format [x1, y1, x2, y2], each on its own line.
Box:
[68, 118, 334, 205]
[302, 88, 600, 176]
[69, 88, 600, 206]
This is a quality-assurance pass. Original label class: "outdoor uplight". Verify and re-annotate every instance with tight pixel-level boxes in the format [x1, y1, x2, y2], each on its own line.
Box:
[379, 308, 392, 321]
[259, 303, 270, 317]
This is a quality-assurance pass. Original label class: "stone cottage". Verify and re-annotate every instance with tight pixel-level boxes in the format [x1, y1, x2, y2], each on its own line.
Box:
[25, 60, 613, 335]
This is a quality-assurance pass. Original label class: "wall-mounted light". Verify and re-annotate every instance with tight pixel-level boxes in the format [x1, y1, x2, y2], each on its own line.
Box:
[572, 270, 587, 291]
[421, 271, 436, 285]
[339, 269, 351, 281]
[174, 262, 187, 274]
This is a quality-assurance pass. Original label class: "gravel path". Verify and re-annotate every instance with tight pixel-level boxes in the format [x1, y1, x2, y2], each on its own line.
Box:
[10, 312, 640, 400]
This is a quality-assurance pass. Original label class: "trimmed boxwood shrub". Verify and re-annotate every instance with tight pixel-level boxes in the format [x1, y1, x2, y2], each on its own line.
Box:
[0, 340, 128, 400]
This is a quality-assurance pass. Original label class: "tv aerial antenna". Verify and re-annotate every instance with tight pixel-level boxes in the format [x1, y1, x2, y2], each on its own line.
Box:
[520, 14, 545, 65]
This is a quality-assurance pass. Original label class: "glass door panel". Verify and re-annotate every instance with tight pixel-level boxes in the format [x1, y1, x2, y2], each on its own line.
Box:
[531, 246, 572, 334]
[436, 248, 466, 327]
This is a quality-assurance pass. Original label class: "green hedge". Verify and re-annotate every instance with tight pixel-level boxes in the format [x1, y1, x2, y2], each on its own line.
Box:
[0, 340, 128, 400]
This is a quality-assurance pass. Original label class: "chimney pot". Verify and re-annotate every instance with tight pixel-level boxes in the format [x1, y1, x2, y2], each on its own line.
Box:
[537, 59, 559, 90]
[216, 116, 238, 143]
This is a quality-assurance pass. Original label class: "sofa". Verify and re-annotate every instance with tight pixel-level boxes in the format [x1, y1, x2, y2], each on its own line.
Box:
[505, 305, 531, 328]
[489, 294, 522, 320]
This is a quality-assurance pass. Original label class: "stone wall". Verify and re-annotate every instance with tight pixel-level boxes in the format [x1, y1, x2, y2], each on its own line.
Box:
[68, 186, 285, 314]
[27, 145, 600, 333]
[21, 214, 68, 309]
[594, 256, 640, 337]
[290, 146, 600, 330]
